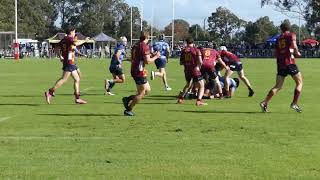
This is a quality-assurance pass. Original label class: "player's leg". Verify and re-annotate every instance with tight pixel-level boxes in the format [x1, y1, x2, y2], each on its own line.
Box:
[71, 70, 87, 104]
[158, 68, 171, 91]
[123, 77, 149, 116]
[125, 82, 149, 116]
[195, 78, 207, 106]
[290, 72, 303, 113]
[77, 68, 82, 79]
[210, 70, 223, 99]
[105, 67, 124, 94]
[260, 75, 285, 112]
[45, 71, 71, 104]
[237, 69, 254, 97]
[224, 69, 233, 97]
[213, 76, 224, 98]
[177, 75, 193, 103]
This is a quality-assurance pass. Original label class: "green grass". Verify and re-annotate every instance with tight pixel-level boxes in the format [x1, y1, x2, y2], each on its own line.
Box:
[0, 57, 319, 179]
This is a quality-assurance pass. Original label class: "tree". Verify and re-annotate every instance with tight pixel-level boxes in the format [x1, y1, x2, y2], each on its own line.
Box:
[189, 24, 209, 41]
[305, 0, 320, 38]
[261, 0, 320, 38]
[207, 7, 246, 44]
[164, 19, 190, 42]
[0, 0, 55, 39]
[243, 16, 278, 44]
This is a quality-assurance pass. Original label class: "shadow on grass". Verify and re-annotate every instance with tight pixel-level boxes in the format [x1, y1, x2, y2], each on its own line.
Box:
[146, 95, 178, 100]
[103, 101, 177, 105]
[0, 103, 40, 106]
[0, 95, 41, 98]
[37, 113, 122, 117]
[168, 110, 263, 114]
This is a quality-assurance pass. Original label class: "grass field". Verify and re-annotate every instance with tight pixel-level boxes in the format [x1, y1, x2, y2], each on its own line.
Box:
[0, 57, 320, 179]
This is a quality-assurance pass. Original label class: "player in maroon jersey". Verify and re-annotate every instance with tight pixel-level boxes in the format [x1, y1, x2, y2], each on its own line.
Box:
[177, 38, 207, 106]
[219, 46, 254, 98]
[260, 21, 303, 113]
[200, 43, 229, 99]
[44, 26, 87, 104]
[122, 31, 160, 116]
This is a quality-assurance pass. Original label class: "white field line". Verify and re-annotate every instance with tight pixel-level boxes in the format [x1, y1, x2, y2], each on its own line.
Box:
[0, 117, 11, 123]
[82, 87, 94, 92]
[0, 136, 109, 140]
[167, 78, 176, 81]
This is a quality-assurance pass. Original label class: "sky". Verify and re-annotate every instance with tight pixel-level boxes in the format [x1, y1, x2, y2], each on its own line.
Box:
[124, 0, 305, 29]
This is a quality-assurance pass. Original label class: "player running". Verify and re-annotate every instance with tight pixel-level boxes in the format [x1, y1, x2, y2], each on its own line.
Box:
[105, 36, 127, 95]
[260, 21, 303, 113]
[177, 38, 207, 106]
[122, 31, 160, 116]
[219, 46, 254, 97]
[150, 34, 172, 91]
[44, 26, 87, 104]
[200, 43, 229, 99]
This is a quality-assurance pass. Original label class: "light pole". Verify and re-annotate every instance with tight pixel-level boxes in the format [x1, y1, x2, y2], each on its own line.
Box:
[140, 0, 144, 32]
[172, 0, 175, 51]
[14, 0, 19, 60]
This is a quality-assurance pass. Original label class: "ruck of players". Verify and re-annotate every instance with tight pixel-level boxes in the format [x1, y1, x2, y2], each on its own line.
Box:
[44, 21, 304, 116]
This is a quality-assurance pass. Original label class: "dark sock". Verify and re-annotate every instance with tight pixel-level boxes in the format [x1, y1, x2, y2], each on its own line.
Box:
[265, 90, 274, 103]
[74, 93, 80, 99]
[293, 89, 301, 104]
[128, 95, 135, 101]
[109, 82, 115, 89]
[49, 88, 55, 96]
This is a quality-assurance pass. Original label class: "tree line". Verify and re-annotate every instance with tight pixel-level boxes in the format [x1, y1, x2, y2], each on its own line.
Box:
[0, 0, 318, 45]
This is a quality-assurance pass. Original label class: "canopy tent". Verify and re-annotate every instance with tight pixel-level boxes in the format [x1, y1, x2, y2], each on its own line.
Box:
[301, 39, 319, 47]
[93, 32, 116, 42]
[266, 34, 280, 43]
[47, 32, 94, 45]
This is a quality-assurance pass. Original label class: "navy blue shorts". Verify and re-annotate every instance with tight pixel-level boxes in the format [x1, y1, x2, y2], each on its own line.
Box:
[62, 64, 78, 72]
[201, 69, 218, 80]
[133, 77, 148, 85]
[184, 73, 203, 82]
[229, 61, 243, 72]
[155, 58, 167, 69]
[277, 64, 300, 77]
[109, 66, 124, 76]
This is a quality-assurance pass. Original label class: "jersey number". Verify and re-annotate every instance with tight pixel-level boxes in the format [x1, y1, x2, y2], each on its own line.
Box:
[185, 54, 192, 61]
[278, 39, 286, 49]
[205, 50, 211, 57]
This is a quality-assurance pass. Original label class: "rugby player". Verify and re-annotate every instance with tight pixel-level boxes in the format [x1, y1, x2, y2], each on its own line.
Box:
[105, 36, 127, 95]
[260, 21, 303, 113]
[219, 46, 254, 97]
[150, 34, 172, 91]
[204, 77, 240, 99]
[122, 32, 161, 116]
[200, 43, 229, 99]
[177, 38, 207, 106]
[44, 26, 87, 104]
